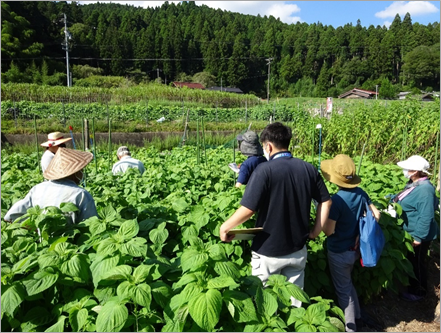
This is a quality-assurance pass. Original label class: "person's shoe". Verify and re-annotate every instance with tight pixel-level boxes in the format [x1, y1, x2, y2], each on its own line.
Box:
[400, 291, 423, 302]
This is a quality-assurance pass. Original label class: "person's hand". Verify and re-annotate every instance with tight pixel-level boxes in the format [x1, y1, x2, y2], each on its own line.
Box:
[412, 240, 421, 247]
[354, 235, 360, 250]
[219, 224, 236, 242]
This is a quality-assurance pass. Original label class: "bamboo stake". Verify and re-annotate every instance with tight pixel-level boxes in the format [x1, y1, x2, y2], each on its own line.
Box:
[196, 117, 200, 164]
[108, 117, 112, 171]
[81, 117, 85, 150]
[202, 116, 206, 165]
[92, 118, 97, 174]
[434, 130, 439, 186]
[34, 115, 40, 172]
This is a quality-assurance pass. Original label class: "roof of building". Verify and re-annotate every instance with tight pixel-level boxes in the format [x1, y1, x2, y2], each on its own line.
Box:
[338, 88, 379, 99]
[172, 82, 205, 89]
[207, 86, 243, 93]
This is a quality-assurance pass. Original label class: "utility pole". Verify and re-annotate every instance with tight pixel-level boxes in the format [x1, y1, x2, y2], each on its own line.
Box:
[266, 58, 273, 104]
[157, 68, 160, 80]
[62, 13, 72, 87]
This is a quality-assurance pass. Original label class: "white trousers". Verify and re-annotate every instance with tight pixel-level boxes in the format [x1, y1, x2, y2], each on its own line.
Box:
[251, 246, 307, 307]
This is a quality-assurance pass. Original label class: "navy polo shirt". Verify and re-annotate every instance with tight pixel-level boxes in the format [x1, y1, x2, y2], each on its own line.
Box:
[327, 188, 371, 253]
[240, 152, 331, 256]
[237, 155, 267, 185]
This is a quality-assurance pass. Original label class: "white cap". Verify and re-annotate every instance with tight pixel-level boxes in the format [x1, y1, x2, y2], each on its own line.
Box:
[397, 155, 431, 175]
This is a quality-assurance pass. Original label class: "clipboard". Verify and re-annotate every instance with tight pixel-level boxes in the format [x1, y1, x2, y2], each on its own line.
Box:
[227, 227, 263, 240]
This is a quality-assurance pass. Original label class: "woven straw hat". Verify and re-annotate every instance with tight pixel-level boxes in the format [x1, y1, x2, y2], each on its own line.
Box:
[41, 132, 71, 147]
[43, 148, 93, 180]
[321, 154, 361, 188]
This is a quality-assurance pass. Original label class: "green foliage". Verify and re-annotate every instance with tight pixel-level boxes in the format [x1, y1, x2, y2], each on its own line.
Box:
[75, 76, 135, 88]
[2, 145, 437, 331]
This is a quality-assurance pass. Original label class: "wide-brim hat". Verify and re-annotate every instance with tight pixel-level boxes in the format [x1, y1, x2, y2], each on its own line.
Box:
[237, 131, 263, 156]
[41, 132, 71, 147]
[397, 155, 432, 175]
[43, 148, 93, 180]
[321, 154, 361, 188]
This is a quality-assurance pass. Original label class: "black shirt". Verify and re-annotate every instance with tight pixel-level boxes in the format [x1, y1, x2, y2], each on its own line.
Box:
[240, 152, 330, 256]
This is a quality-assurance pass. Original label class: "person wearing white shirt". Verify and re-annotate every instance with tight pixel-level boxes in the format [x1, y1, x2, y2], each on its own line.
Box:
[112, 146, 145, 175]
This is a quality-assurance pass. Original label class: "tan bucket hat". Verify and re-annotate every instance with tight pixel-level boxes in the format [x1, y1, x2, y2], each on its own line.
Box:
[321, 154, 361, 188]
[43, 148, 93, 180]
[41, 132, 72, 147]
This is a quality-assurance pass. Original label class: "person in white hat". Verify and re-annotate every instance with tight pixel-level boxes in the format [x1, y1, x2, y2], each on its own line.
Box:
[4, 148, 97, 224]
[40, 132, 72, 173]
[112, 146, 145, 176]
[320, 154, 381, 332]
[394, 155, 439, 302]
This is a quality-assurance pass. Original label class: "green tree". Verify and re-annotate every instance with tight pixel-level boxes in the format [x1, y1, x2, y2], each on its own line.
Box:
[402, 44, 440, 89]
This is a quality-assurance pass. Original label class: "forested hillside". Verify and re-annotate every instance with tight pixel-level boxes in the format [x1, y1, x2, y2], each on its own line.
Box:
[1, 1, 439, 97]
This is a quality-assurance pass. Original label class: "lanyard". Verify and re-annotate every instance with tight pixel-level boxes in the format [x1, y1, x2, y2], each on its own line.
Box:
[271, 152, 292, 160]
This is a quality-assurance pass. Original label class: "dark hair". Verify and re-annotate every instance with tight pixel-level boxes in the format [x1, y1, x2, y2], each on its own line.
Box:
[260, 122, 292, 149]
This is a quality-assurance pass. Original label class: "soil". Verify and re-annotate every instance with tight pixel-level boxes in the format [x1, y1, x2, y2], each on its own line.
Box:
[360, 253, 440, 332]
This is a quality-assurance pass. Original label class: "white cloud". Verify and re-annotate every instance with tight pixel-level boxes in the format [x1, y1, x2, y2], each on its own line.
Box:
[383, 20, 392, 28]
[375, 1, 439, 19]
[78, 1, 302, 24]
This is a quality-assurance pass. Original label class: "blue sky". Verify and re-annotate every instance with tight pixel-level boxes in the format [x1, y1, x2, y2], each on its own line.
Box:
[79, 1, 440, 28]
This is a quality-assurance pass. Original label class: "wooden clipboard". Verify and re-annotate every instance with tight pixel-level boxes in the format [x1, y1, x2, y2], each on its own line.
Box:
[227, 227, 263, 240]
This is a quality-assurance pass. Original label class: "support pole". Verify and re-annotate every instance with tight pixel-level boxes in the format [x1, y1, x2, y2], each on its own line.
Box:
[196, 117, 200, 164]
[108, 118, 112, 171]
[434, 130, 439, 187]
[84, 118, 90, 150]
[202, 117, 206, 165]
[92, 118, 97, 174]
[34, 115, 40, 172]
[81, 118, 85, 150]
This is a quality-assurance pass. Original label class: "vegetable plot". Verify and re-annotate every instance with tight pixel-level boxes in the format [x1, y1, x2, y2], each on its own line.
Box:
[1, 147, 434, 332]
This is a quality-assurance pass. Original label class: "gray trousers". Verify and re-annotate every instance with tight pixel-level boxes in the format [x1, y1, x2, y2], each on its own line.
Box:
[251, 246, 307, 308]
[327, 250, 361, 332]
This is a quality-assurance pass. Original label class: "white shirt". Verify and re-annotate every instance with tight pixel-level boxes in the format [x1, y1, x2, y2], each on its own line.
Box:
[4, 179, 98, 224]
[112, 156, 145, 175]
[41, 150, 55, 173]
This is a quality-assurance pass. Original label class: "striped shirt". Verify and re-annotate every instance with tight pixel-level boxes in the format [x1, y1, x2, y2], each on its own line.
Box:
[112, 156, 145, 175]
[4, 179, 97, 224]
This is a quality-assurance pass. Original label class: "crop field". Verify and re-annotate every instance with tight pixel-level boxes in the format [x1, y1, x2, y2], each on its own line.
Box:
[2, 145, 439, 332]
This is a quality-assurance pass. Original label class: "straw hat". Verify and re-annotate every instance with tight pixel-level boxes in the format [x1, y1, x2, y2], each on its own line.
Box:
[397, 155, 432, 175]
[321, 154, 361, 188]
[43, 148, 93, 180]
[41, 132, 71, 147]
[236, 131, 263, 156]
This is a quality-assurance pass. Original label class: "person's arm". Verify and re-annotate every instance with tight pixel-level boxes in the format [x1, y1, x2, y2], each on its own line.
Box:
[4, 191, 33, 223]
[369, 203, 381, 222]
[322, 217, 337, 236]
[219, 206, 255, 242]
[310, 199, 332, 238]
[412, 189, 436, 245]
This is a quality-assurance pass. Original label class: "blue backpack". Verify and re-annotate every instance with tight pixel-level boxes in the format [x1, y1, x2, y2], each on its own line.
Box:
[359, 201, 385, 267]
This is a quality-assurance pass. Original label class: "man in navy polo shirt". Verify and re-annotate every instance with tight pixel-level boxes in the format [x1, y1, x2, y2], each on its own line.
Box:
[220, 122, 331, 307]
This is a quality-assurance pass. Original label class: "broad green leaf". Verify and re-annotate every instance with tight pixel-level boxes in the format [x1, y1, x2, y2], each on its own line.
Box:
[213, 261, 241, 279]
[179, 284, 204, 307]
[261, 289, 278, 317]
[181, 249, 208, 273]
[96, 237, 120, 256]
[1, 282, 26, 316]
[172, 198, 189, 213]
[21, 306, 52, 331]
[89, 220, 107, 235]
[207, 244, 227, 261]
[188, 289, 222, 331]
[90, 255, 120, 288]
[61, 254, 89, 281]
[101, 265, 132, 281]
[120, 237, 148, 257]
[69, 308, 88, 332]
[23, 268, 59, 296]
[12, 256, 36, 274]
[207, 275, 240, 289]
[329, 317, 345, 332]
[318, 320, 341, 332]
[99, 205, 117, 222]
[117, 219, 139, 240]
[48, 236, 69, 251]
[133, 264, 153, 284]
[223, 290, 258, 323]
[162, 305, 189, 332]
[37, 253, 61, 269]
[44, 315, 67, 332]
[244, 323, 267, 332]
[149, 227, 169, 245]
[95, 301, 128, 332]
[60, 202, 79, 213]
[117, 281, 136, 299]
[287, 307, 306, 326]
[304, 303, 327, 326]
[380, 257, 396, 275]
[329, 306, 345, 322]
[173, 273, 198, 290]
[151, 281, 173, 309]
[182, 225, 198, 243]
[133, 283, 152, 308]
[285, 282, 310, 304]
[295, 322, 317, 332]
